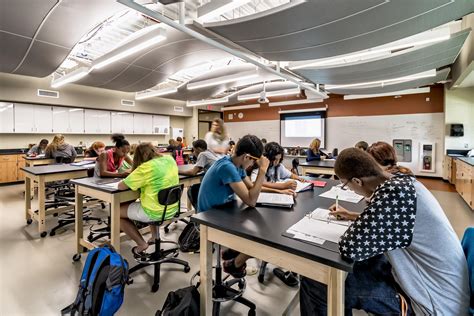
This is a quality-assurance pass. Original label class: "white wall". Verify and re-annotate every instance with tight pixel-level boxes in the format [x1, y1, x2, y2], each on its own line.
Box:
[444, 87, 474, 151]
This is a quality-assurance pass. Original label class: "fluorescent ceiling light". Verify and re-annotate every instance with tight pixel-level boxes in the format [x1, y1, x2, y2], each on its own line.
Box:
[187, 97, 229, 107]
[343, 87, 430, 100]
[91, 27, 166, 70]
[290, 31, 451, 70]
[222, 104, 261, 111]
[237, 87, 301, 101]
[136, 87, 179, 100]
[325, 70, 436, 90]
[197, 0, 252, 22]
[187, 71, 258, 90]
[268, 98, 323, 107]
[51, 67, 90, 88]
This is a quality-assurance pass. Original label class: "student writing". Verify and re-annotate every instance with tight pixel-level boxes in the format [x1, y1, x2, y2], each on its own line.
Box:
[45, 134, 77, 162]
[179, 139, 219, 176]
[27, 139, 49, 156]
[306, 138, 328, 162]
[84, 141, 105, 161]
[94, 134, 132, 178]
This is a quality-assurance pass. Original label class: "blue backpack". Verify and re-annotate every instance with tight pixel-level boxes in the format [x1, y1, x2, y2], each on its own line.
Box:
[62, 245, 129, 316]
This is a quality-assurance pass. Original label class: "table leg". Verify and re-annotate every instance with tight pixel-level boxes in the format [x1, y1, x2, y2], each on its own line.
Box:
[327, 268, 345, 316]
[38, 177, 46, 237]
[75, 187, 84, 254]
[25, 176, 31, 223]
[302, 166, 308, 176]
[110, 195, 121, 253]
[199, 225, 213, 316]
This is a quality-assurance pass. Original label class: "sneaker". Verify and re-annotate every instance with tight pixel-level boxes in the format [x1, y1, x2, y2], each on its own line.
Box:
[223, 258, 247, 278]
[221, 248, 240, 261]
[273, 268, 299, 287]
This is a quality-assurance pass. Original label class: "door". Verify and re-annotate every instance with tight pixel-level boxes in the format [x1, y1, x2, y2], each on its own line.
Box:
[0, 102, 14, 133]
[199, 122, 210, 139]
[52, 106, 70, 133]
[14, 104, 36, 133]
[68, 108, 84, 133]
[34, 105, 53, 133]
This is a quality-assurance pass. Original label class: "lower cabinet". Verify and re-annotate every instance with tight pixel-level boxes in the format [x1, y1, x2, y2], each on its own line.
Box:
[455, 159, 473, 210]
[0, 154, 24, 184]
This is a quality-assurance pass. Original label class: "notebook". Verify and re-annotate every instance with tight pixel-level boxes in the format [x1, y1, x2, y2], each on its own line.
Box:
[294, 180, 313, 193]
[71, 160, 95, 166]
[257, 193, 294, 208]
[308, 180, 327, 187]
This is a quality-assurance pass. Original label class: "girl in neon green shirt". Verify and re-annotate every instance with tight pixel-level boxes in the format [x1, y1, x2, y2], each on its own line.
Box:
[117, 143, 179, 257]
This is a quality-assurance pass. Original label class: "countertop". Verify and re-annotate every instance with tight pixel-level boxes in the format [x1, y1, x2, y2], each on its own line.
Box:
[456, 157, 474, 167]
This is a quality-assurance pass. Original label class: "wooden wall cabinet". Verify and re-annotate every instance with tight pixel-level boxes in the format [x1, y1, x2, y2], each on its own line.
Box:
[454, 159, 473, 210]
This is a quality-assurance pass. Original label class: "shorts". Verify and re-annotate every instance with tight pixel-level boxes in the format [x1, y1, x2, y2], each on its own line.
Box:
[127, 202, 154, 223]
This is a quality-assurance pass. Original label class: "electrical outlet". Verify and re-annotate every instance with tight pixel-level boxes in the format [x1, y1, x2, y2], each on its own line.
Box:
[464, 143, 469, 148]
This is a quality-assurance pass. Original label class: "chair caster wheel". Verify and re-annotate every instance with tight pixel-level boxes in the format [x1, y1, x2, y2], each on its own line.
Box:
[101, 203, 106, 209]
[72, 254, 81, 262]
[26, 219, 33, 225]
[238, 280, 245, 289]
[53, 213, 58, 217]
[127, 278, 134, 285]
[184, 265, 191, 273]
[248, 309, 256, 316]
[151, 284, 160, 292]
[258, 275, 264, 283]
[40, 232, 47, 238]
[49, 231, 56, 237]
[164, 227, 170, 233]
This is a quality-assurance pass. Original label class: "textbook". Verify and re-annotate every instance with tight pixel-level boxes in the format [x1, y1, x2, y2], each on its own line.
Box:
[257, 192, 294, 208]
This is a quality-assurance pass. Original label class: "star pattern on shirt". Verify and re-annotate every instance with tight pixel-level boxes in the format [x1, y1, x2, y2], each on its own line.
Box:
[339, 175, 417, 262]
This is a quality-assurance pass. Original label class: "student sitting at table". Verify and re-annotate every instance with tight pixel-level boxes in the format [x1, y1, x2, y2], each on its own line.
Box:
[367, 141, 413, 176]
[84, 141, 105, 161]
[251, 142, 305, 195]
[45, 134, 77, 162]
[198, 135, 269, 277]
[300, 148, 469, 316]
[94, 134, 132, 178]
[27, 139, 49, 156]
[354, 140, 369, 151]
[179, 139, 219, 176]
[116, 143, 179, 256]
[306, 138, 328, 162]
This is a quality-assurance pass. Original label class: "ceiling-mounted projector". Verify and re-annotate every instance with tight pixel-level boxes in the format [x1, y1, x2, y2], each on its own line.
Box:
[258, 91, 269, 104]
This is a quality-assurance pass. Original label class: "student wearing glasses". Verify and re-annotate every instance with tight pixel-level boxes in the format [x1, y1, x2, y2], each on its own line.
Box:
[197, 135, 269, 277]
[300, 148, 469, 316]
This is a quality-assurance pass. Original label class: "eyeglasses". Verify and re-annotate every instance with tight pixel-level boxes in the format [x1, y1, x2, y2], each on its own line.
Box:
[339, 178, 352, 190]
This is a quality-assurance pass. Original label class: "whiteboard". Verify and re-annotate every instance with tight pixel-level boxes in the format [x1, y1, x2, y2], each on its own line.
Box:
[226, 112, 445, 177]
[326, 113, 445, 177]
[225, 120, 280, 143]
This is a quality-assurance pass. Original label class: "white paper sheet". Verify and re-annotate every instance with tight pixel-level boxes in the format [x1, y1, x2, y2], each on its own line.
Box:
[257, 192, 294, 207]
[319, 186, 363, 203]
[294, 180, 313, 193]
[309, 208, 352, 227]
[287, 216, 349, 244]
[101, 182, 120, 190]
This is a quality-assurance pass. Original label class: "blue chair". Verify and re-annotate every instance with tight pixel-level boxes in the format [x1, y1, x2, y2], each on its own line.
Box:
[461, 227, 474, 315]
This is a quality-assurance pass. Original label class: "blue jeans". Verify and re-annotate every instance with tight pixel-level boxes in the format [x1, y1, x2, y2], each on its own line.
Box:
[300, 255, 412, 316]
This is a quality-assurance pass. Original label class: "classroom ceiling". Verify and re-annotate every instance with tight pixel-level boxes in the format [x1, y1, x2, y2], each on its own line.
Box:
[0, 0, 473, 102]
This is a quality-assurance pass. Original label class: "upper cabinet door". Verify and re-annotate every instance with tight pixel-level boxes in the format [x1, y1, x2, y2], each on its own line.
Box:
[96, 110, 111, 134]
[52, 106, 69, 133]
[68, 108, 84, 133]
[152, 115, 170, 135]
[34, 105, 53, 133]
[14, 104, 36, 133]
[133, 114, 153, 134]
[0, 102, 14, 133]
[122, 113, 134, 134]
[111, 112, 123, 133]
[84, 109, 100, 134]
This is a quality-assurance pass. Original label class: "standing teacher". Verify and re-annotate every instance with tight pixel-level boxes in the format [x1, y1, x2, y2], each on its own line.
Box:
[205, 118, 229, 156]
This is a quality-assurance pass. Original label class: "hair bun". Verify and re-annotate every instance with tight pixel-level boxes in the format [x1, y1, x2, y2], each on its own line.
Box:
[111, 133, 125, 142]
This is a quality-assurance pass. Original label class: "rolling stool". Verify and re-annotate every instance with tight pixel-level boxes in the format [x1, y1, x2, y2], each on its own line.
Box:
[128, 184, 190, 292]
[188, 184, 255, 315]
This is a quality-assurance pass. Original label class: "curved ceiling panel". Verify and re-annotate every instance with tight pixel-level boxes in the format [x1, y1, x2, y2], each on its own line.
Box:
[77, 26, 235, 92]
[0, 0, 123, 77]
[327, 68, 450, 95]
[294, 29, 470, 85]
[205, 0, 474, 61]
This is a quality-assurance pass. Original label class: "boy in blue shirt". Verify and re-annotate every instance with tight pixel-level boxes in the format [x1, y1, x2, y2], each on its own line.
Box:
[197, 135, 269, 277]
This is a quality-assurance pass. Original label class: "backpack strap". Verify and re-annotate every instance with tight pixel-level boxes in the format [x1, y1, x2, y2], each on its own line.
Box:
[83, 250, 112, 314]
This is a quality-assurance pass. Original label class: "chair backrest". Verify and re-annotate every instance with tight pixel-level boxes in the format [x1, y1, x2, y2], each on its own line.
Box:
[157, 184, 184, 223]
[291, 158, 300, 176]
[461, 227, 474, 315]
[187, 183, 201, 210]
[55, 156, 73, 164]
[332, 148, 338, 157]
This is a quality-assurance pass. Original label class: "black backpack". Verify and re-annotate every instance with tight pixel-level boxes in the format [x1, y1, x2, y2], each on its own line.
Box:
[156, 286, 200, 316]
[178, 223, 200, 253]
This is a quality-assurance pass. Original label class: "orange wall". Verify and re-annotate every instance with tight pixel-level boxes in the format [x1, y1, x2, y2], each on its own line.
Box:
[224, 84, 444, 122]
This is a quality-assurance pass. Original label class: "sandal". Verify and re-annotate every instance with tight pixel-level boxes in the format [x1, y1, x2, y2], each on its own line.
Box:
[273, 268, 299, 287]
[223, 258, 247, 278]
[131, 246, 150, 259]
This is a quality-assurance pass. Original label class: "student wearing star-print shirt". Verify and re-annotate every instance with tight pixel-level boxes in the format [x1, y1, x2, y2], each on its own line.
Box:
[300, 148, 469, 316]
